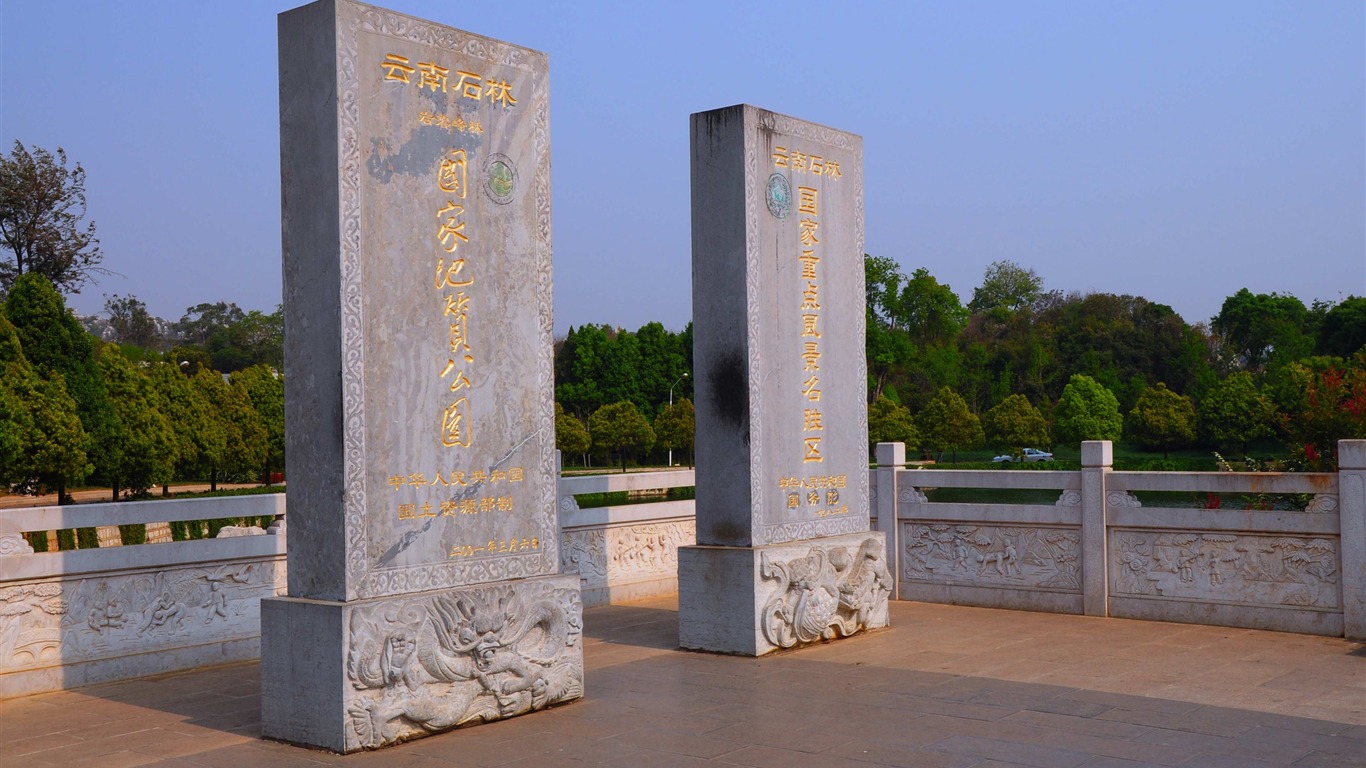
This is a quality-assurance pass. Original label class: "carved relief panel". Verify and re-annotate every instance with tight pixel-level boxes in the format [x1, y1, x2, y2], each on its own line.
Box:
[901, 523, 1082, 592]
[0, 559, 286, 672]
[1111, 530, 1339, 609]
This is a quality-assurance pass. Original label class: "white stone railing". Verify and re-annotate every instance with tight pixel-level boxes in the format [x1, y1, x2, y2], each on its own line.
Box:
[557, 462, 696, 606]
[0, 495, 287, 698]
[873, 440, 1365, 640]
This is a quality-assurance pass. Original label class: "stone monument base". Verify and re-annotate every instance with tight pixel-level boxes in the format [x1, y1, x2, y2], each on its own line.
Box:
[261, 574, 582, 753]
[678, 531, 891, 656]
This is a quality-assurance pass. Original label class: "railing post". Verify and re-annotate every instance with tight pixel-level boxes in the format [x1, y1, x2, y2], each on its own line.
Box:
[875, 442, 904, 601]
[1081, 440, 1112, 617]
[1339, 440, 1366, 640]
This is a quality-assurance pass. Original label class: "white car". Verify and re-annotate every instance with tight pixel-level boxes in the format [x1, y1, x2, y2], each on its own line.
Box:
[992, 448, 1054, 463]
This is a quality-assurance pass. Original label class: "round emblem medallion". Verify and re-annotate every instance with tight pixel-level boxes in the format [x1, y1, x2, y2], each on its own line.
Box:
[765, 172, 792, 219]
[483, 153, 517, 205]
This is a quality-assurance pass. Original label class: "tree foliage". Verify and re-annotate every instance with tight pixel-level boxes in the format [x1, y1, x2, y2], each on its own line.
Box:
[97, 347, 177, 498]
[1315, 297, 1366, 358]
[653, 397, 695, 465]
[1277, 356, 1366, 469]
[1212, 288, 1314, 371]
[868, 395, 918, 452]
[1126, 383, 1196, 458]
[983, 394, 1050, 451]
[916, 387, 983, 461]
[1198, 371, 1272, 454]
[555, 402, 591, 461]
[1053, 374, 1122, 444]
[968, 260, 1042, 314]
[0, 310, 88, 493]
[588, 401, 655, 472]
[4, 273, 115, 498]
[191, 367, 267, 486]
[230, 365, 285, 482]
[104, 293, 161, 349]
[0, 141, 106, 294]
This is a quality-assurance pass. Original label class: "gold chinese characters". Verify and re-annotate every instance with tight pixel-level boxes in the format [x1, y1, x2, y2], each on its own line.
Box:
[797, 182, 824, 464]
[382, 54, 517, 108]
[430, 147, 475, 448]
[772, 146, 841, 179]
[450, 537, 540, 558]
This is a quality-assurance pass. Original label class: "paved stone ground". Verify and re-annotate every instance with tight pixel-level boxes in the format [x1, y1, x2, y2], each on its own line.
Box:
[2, 598, 1362, 767]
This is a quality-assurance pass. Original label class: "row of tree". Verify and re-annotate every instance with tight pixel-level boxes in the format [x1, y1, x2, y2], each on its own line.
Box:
[556, 399, 695, 470]
[864, 257, 1364, 467]
[0, 275, 285, 510]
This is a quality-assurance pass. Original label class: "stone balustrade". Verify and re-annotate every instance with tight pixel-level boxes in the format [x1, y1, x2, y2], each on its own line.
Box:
[557, 463, 697, 606]
[0, 494, 287, 698]
[880, 439, 1364, 641]
[3, 442, 1362, 698]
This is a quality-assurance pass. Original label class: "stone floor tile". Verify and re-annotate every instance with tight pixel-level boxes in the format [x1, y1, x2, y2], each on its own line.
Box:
[1287, 752, 1366, 768]
[924, 734, 1092, 768]
[821, 739, 982, 768]
[713, 744, 889, 768]
[1002, 709, 1153, 740]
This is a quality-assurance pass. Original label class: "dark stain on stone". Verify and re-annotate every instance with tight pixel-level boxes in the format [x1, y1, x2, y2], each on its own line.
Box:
[708, 520, 746, 546]
[708, 349, 749, 445]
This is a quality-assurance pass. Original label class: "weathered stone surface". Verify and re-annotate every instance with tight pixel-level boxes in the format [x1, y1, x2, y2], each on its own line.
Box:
[269, 0, 570, 750]
[689, 104, 867, 548]
[279, 0, 555, 604]
[262, 574, 582, 752]
[678, 532, 890, 655]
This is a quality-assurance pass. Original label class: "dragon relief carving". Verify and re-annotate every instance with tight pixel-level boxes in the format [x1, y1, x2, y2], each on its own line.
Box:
[1113, 532, 1339, 608]
[344, 582, 582, 750]
[759, 537, 891, 650]
[902, 524, 1081, 591]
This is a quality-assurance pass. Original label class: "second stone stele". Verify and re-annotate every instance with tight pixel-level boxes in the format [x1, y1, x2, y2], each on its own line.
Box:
[679, 104, 889, 656]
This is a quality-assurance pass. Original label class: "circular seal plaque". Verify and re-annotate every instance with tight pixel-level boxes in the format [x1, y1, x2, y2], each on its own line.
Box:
[765, 172, 792, 219]
[483, 153, 518, 205]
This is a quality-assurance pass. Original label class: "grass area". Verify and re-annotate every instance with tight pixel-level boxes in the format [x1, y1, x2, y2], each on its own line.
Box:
[573, 486, 694, 509]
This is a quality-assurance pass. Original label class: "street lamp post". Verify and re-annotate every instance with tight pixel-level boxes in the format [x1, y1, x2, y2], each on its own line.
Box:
[667, 372, 689, 467]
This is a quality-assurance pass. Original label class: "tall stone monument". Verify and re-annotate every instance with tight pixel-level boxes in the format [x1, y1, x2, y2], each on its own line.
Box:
[262, 0, 580, 752]
[679, 105, 891, 656]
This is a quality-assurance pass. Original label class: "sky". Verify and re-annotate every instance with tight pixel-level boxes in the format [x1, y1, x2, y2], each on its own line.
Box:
[1, 1, 1363, 334]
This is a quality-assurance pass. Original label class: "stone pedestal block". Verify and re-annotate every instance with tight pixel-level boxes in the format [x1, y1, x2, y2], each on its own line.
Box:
[261, 574, 582, 753]
[678, 532, 890, 656]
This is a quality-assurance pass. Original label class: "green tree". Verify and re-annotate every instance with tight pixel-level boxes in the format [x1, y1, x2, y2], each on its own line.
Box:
[147, 361, 213, 493]
[555, 402, 591, 465]
[103, 293, 161, 349]
[868, 395, 918, 453]
[1053, 374, 1122, 445]
[191, 367, 267, 488]
[0, 311, 89, 499]
[589, 401, 655, 472]
[1212, 288, 1313, 371]
[968, 260, 1042, 314]
[983, 394, 1050, 452]
[1198, 371, 1273, 454]
[98, 346, 176, 498]
[653, 397, 695, 466]
[1276, 356, 1366, 470]
[173, 301, 246, 346]
[230, 365, 285, 483]
[916, 387, 984, 462]
[1126, 383, 1196, 458]
[0, 141, 106, 294]
[1316, 297, 1366, 358]
[3, 273, 114, 506]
